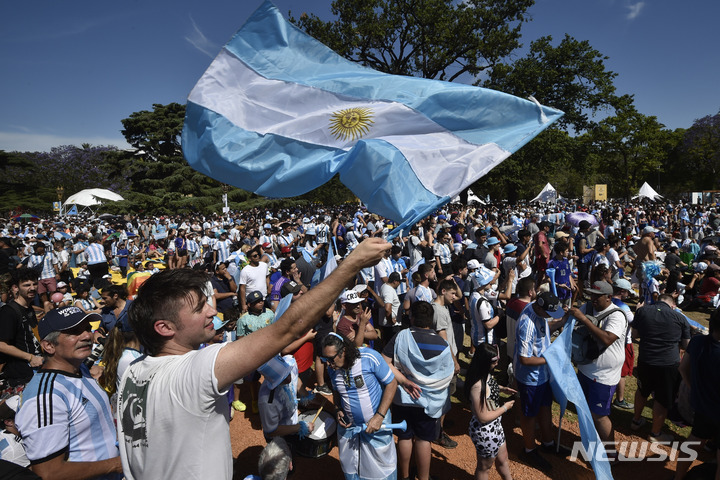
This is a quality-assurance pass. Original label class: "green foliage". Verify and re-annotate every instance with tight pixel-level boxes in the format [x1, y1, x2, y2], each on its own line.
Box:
[292, 0, 534, 80]
[121, 103, 185, 159]
[485, 34, 621, 133]
[0, 146, 124, 214]
[680, 109, 720, 190]
[473, 127, 582, 201]
[589, 101, 678, 200]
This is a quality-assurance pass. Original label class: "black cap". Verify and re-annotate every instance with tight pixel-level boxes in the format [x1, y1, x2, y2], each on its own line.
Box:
[536, 291, 563, 318]
[280, 280, 302, 298]
[246, 291, 264, 304]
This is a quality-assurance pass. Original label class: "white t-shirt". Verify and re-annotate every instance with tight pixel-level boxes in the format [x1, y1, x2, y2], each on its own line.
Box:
[380, 283, 401, 327]
[238, 263, 270, 297]
[576, 303, 627, 386]
[408, 235, 423, 266]
[469, 292, 495, 345]
[117, 344, 232, 480]
[433, 303, 457, 356]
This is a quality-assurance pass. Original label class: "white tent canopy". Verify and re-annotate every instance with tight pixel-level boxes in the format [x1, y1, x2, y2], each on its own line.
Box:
[450, 188, 486, 205]
[65, 188, 125, 207]
[633, 182, 663, 202]
[530, 183, 560, 203]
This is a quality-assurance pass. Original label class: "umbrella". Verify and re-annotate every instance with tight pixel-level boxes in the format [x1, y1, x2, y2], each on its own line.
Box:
[12, 214, 40, 222]
[566, 212, 598, 227]
[103, 232, 122, 242]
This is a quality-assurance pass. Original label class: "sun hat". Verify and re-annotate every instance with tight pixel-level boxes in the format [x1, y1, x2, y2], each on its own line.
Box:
[485, 237, 500, 247]
[257, 355, 293, 390]
[467, 259, 481, 270]
[211, 315, 229, 331]
[470, 266, 495, 290]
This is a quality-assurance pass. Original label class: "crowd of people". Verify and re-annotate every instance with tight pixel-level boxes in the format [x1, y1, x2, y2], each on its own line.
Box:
[0, 198, 718, 480]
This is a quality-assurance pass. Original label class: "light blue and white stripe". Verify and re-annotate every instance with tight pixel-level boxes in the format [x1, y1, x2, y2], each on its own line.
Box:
[182, 1, 562, 233]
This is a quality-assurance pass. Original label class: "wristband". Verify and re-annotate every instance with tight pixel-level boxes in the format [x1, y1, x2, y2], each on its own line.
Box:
[376, 411, 385, 418]
[503, 405, 508, 413]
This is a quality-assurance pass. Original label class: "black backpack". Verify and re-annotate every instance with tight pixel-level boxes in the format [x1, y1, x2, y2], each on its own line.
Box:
[571, 302, 625, 365]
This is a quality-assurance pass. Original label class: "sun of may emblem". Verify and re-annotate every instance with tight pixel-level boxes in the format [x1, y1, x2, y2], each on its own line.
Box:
[329, 107, 375, 142]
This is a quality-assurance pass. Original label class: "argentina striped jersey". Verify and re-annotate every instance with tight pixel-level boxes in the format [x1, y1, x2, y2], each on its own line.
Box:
[328, 348, 394, 426]
[15, 367, 121, 478]
[85, 243, 107, 265]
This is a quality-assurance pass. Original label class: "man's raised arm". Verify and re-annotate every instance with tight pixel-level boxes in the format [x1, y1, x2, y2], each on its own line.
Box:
[215, 237, 391, 390]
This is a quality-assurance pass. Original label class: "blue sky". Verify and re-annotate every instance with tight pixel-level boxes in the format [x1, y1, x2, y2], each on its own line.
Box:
[1, 0, 718, 152]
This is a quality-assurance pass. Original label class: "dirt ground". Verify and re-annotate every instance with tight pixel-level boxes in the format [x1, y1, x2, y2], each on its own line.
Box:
[230, 309, 715, 480]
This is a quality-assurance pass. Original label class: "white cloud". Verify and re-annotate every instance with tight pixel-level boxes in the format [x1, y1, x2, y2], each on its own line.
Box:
[185, 15, 217, 58]
[626, 1, 645, 20]
[0, 131, 130, 153]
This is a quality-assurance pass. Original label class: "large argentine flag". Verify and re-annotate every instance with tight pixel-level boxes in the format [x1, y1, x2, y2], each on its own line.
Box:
[183, 1, 563, 232]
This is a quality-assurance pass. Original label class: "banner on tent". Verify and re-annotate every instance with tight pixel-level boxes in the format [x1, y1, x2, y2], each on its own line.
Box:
[594, 184, 607, 201]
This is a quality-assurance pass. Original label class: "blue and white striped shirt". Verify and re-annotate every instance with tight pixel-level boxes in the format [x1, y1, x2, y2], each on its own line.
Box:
[186, 239, 200, 255]
[214, 240, 232, 263]
[513, 303, 551, 386]
[433, 242, 452, 265]
[391, 257, 408, 295]
[85, 243, 107, 265]
[328, 348, 394, 427]
[27, 253, 57, 280]
[16, 366, 121, 478]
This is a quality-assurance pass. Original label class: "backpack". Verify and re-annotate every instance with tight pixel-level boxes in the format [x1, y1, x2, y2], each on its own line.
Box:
[571, 302, 625, 365]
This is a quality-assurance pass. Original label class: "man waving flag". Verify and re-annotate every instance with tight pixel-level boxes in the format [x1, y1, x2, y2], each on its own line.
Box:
[182, 1, 563, 234]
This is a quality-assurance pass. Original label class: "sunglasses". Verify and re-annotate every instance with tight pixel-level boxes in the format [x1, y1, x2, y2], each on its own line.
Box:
[320, 347, 343, 364]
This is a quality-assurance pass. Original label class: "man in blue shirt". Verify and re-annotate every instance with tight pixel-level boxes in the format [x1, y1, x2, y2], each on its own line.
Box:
[514, 292, 570, 472]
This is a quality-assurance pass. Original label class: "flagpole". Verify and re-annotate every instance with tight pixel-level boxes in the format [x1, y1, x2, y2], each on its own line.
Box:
[546, 268, 562, 452]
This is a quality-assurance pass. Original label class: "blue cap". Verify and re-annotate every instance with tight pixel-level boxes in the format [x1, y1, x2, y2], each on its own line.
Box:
[38, 307, 101, 340]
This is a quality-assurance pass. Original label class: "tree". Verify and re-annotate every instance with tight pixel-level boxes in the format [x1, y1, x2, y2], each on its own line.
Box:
[121, 103, 185, 160]
[485, 34, 621, 133]
[292, 0, 534, 80]
[681, 110, 720, 190]
[3, 145, 125, 208]
[473, 127, 582, 202]
[589, 101, 674, 200]
[0, 150, 49, 213]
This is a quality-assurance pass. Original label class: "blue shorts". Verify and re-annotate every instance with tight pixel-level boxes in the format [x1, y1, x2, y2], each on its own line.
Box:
[578, 372, 617, 416]
[517, 381, 553, 418]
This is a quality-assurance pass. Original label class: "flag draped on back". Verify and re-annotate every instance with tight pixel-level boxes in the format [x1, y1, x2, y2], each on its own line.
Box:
[182, 1, 563, 233]
[542, 318, 614, 480]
